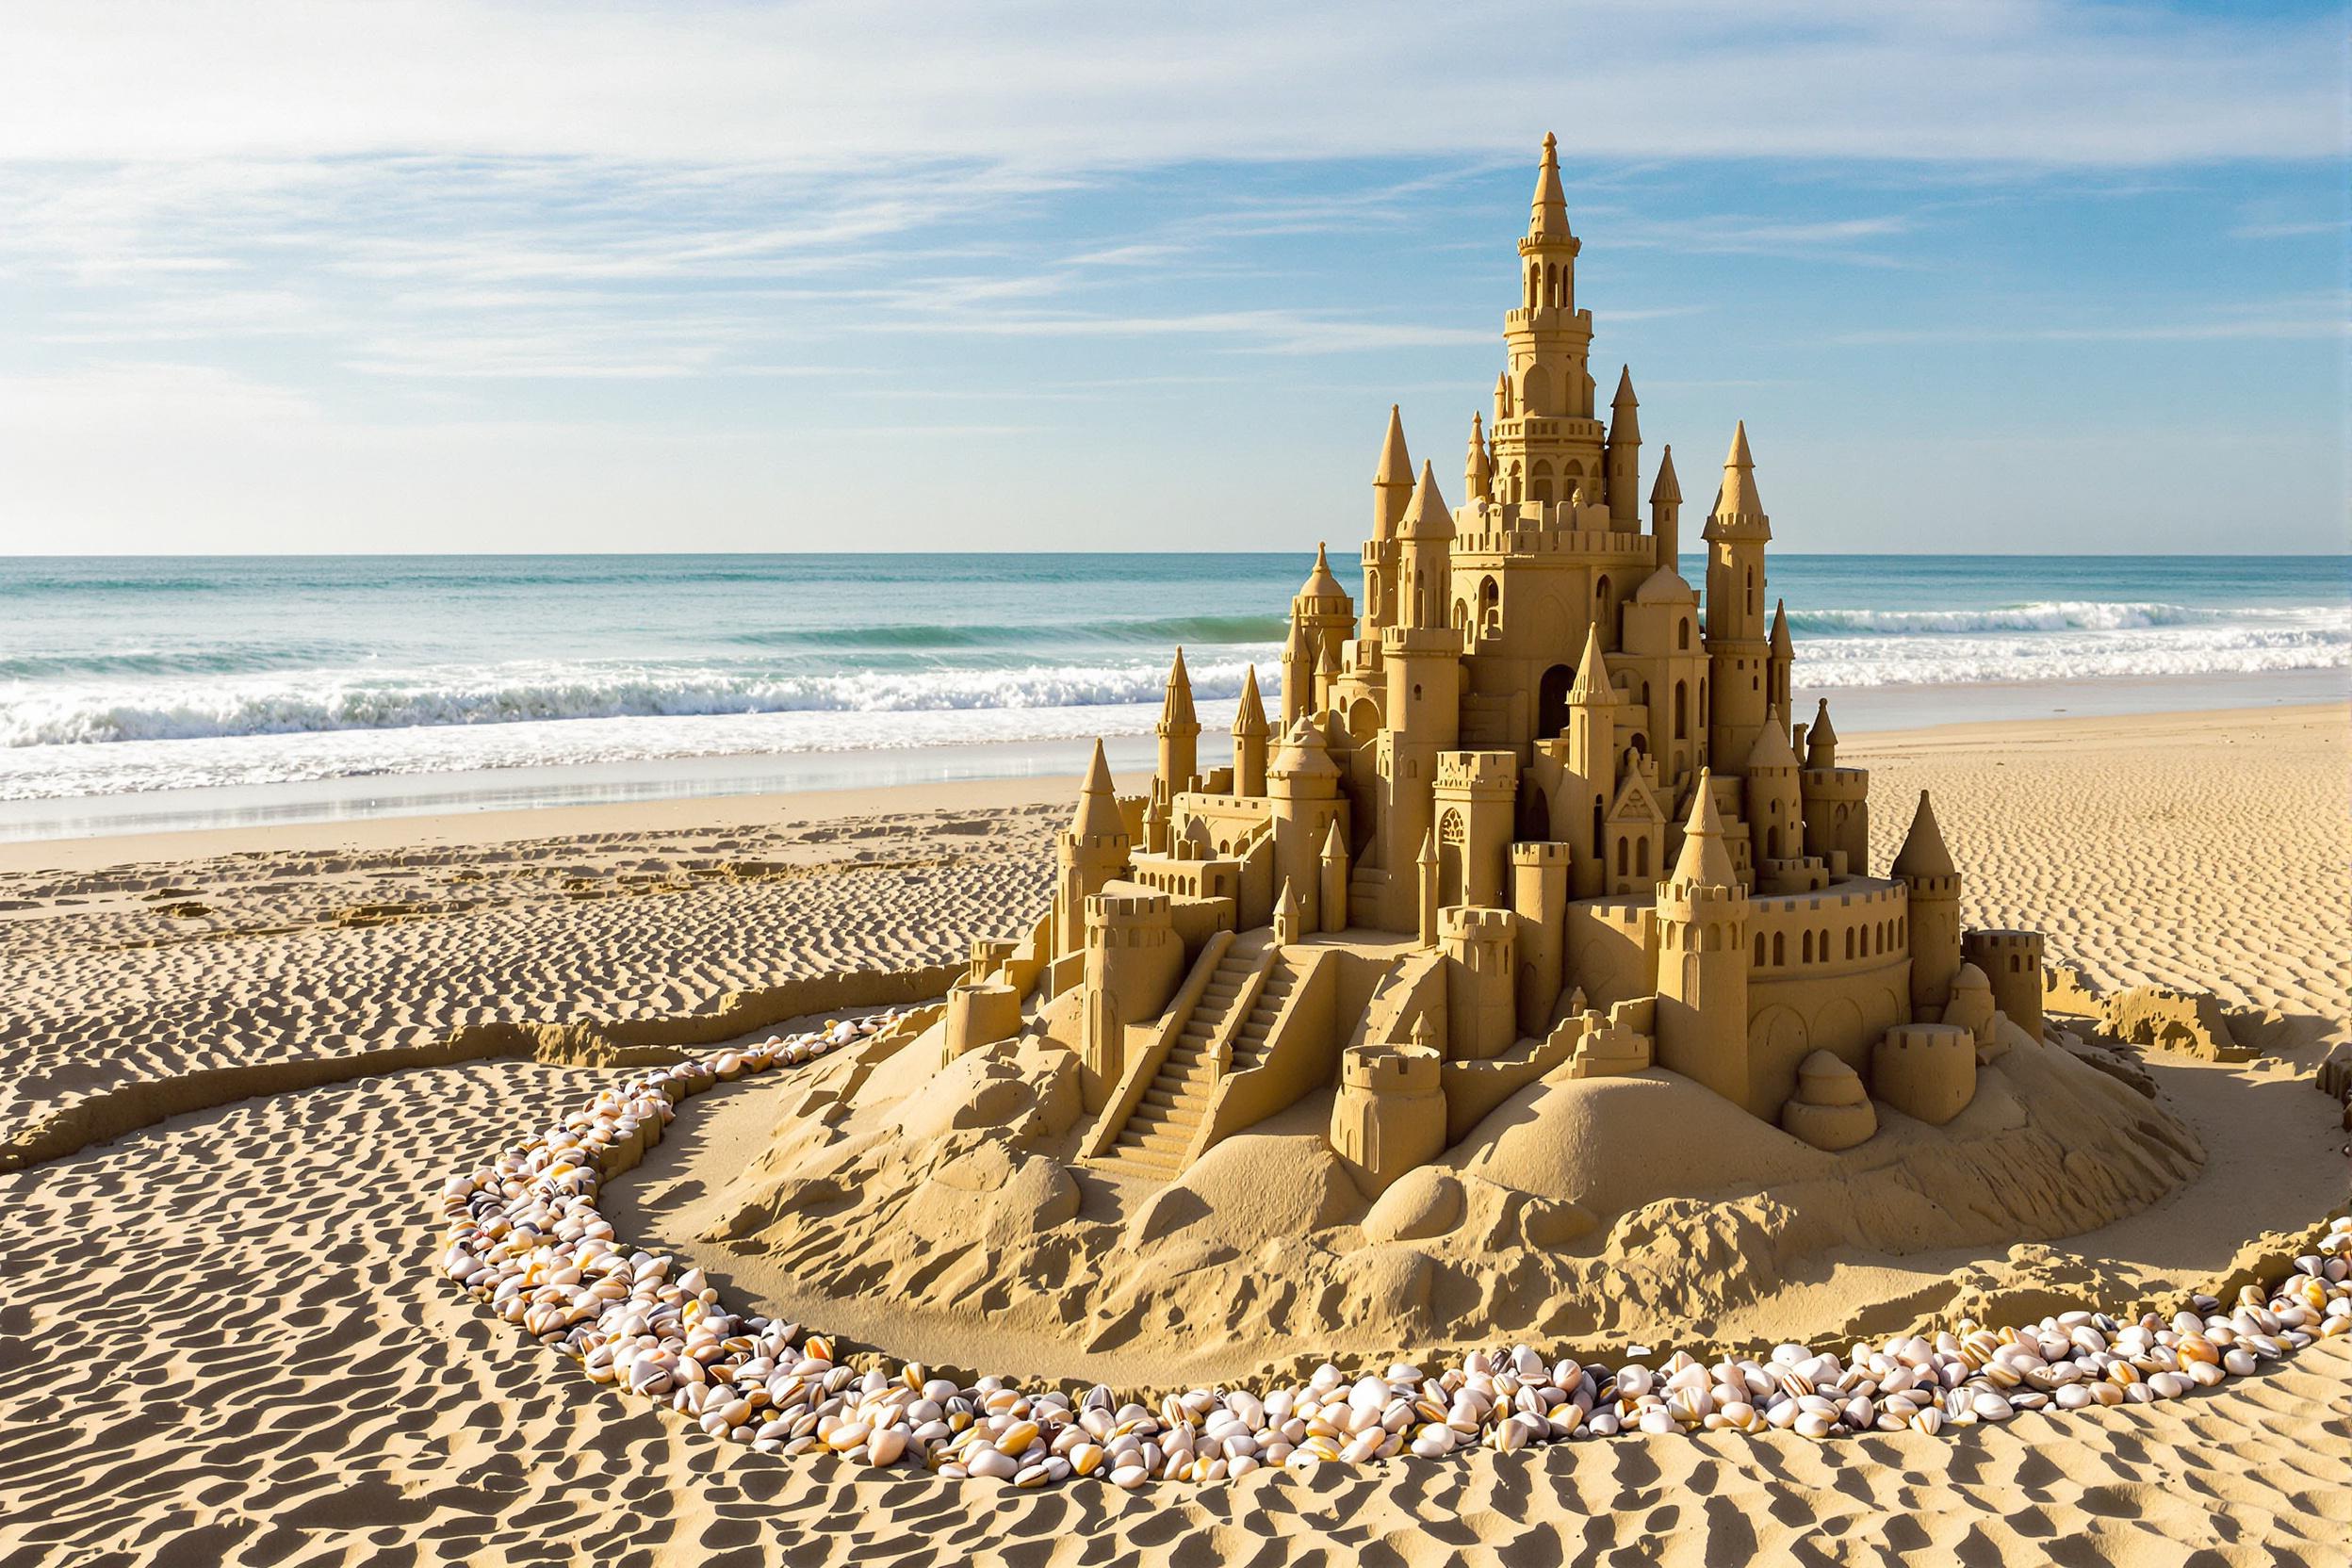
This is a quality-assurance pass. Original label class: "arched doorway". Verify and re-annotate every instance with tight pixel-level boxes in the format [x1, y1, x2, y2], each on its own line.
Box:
[1537, 662, 1574, 739]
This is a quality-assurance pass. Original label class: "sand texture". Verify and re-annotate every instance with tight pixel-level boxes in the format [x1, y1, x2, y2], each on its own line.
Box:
[0, 705, 2346, 1565]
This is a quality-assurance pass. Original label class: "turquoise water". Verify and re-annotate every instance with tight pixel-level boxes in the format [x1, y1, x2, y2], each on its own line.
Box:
[0, 553, 2344, 805]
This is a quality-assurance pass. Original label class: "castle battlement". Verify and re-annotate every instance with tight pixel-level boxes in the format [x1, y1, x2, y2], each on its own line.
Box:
[1436, 751, 1517, 790]
[1342, 1043, 1443, 1094]
[1511, 841, 1575, 869]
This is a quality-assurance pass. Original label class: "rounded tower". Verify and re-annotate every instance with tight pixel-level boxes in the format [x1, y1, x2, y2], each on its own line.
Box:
[1653, 774, 1757, 1114]
[1893, 789, 1963, 1019]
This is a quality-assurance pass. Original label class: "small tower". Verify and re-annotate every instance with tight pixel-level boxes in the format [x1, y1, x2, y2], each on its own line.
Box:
[1560, 624, 1617, 897]
[1396, 460, 1454, 633]
[1704, 422, 1773, 770]
[1653, 774, 1756, 1114]
[1767, 599, 1794, 720]
[1317, 814, 1349, 935]
[1273, 878, 1303, 945]
[1315, 633, 1342, 712]
[1294, 542, 1354, 675]
[1362, 405, 1412, 638]
[1441, 905, 1520, 1061]
[1280, 612, 1312, 728]
[1650, 443, 1682, 568]
[1805, 695, 1837, 769]
[1463, 411, 1493, 506]
[1743, 707, 1804, 866]
[1605, 367, 1642, 528]
[1798, 695, 1869, 876]
[1415, 826, 1440, 947]
[1510, 841, 1573, 1037]
[1893, 790, 1964, 1020]
[1268, 715, 1343, 933]
[1054, 740, 1131, 960]
[1232, 663, 1269, 797]
[1155, 645, 1200, 798]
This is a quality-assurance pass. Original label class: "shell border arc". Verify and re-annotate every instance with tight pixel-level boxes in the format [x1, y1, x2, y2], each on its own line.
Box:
[435, 1014, 2352, 1490]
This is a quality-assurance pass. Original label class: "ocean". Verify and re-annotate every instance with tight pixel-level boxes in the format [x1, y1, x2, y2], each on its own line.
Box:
[0, 553, 2344, 836]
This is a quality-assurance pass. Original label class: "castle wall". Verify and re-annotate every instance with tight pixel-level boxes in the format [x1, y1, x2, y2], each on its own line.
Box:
[1560, 897, 1656, 1010]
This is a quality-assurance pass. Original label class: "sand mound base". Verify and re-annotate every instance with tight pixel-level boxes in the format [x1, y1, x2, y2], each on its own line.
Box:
[649, 1012, 2312, 1386]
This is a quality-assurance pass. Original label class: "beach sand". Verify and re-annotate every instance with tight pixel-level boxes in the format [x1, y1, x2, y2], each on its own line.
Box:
[0, 704, 2345, 1565]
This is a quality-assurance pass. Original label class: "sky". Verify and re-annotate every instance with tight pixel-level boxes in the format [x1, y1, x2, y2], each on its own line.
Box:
[0, 1, 2345, 556]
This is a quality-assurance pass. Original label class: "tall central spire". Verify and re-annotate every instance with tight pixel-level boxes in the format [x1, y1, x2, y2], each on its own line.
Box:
[1528, 131, 1571, 242]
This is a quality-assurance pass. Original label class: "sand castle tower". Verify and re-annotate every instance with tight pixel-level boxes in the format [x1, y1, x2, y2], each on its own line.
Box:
[1463, 412, 1494, 506]
[1268, 716, 1345, 934]
[1510, 841, 1573, 1037]
[1649, 444, 1682, 566]
[1654, 775, 1756, 1114]
[1294, 544, 1353, 678]
[1156, 648, 1200, 796]
[1703, 424, 1773, 769]
[1798, 697, 1870, 875]
[1963, 928, 2047, 1040]
[1054, 741, 1131, 960]
[1362, 404, 1413, 638]
[1544, 625, 1617, 898]
[1232, 664, 1268, 798]
[1894, 790, 1963, 1020]
[1605, 367, 1642, 529]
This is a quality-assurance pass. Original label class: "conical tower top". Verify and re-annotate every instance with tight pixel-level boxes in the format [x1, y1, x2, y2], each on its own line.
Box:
[1527, 131, 1572, 242]
[1612, 365, 1638, 407]
[1891, 790, 1956, 880]
[1070, 739, 1123, 840]
[1807, 696, 1838, 756]
[1376, 403, 1412, 486]
[1670, 771, 1739, 888]
[1569, 622, 1616, 704]
[1233, 663, 1267, 739]
[1401, 459, 1453, 541]
[1720, 421, 1762, 514]
[1464, 411, 1493, 501]
[1650, 443, 1681, 505]
[1160, 646, 1199, 731]
[1770, 598, 1793, 658]
[1746, 707, 1800, 772]
[1298, 541, 1346, 601]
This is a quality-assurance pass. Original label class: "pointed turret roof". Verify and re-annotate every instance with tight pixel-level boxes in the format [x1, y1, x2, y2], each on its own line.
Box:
[1233, 664, 1267, 738]
[1770, 598, 1793, 658]
[1807, 696, 1838, 758]
[1315, 633, 1340, 677]
[1464, 412, 1492, 500]
[1528, 131, 1572, 241]
[1400, 460, 1453, 541]
[1670, 771, 1738, 887]
[1891, 791, 1956, 879]
[1375, 403, 1412, 484]
[1283, 612, 1310, 663]
[1494, 370, 1512, 419]
[1568, 623, 1617, 704]
[1417, 825, 1439, 868]
[1070, 739, 1122, 839]
[1159, 646, 1198, 731]
[1650, 443, 1680, 506]
[1609, 367, 1639, 444]
[1716, 420, 1764, 518]
[1298, 541, 1346, 601]
[1612, 365, 1637, 407]
[1746, 709, 1800, 772]
[1320, 814, 1347, 861]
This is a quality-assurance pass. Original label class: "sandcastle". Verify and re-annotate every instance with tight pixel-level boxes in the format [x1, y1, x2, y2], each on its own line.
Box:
[945, 131, 2022, 1191]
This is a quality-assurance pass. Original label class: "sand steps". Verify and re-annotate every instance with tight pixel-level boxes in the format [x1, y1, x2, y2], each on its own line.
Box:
[1104, 946, 1270, 1176]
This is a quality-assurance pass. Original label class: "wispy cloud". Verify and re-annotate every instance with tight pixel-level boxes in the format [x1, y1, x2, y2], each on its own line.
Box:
[1828, 295, 2350, 346]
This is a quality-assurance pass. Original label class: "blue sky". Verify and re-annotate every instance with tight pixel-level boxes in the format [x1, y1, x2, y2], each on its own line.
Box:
[0, 1, 2344, 554]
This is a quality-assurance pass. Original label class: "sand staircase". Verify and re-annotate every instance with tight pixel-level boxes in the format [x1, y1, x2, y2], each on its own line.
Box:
[1104, 948, 1294, 1177]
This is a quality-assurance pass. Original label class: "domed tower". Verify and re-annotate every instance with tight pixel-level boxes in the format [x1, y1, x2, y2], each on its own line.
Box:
[1704, 422, 1773, 772]
[1487, 134, 1606, 509]
[1294, 542, 1354, 675]
[1269, 715, 1344, 933]
[1054, 740, 1131, 960]
[1654, 774, 1757, 1114]
[1361, 405, 1412, 638]
[1893, 789, 1964, 1019]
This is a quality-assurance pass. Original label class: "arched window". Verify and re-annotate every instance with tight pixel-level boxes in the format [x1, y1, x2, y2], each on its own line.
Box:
[1592, 799, 1604, 858]
[1635, 838, 1649, 876]
[1677, 617, 1690, 650]
[1453, 598, 1469, 632]
[1594, 575, 1613, 640]
[1698, 680, 1708, 729]
[1527, 263, 1540, 308]
[1674, 680, 1688, 742]
[1478, 575, 1500, 631]
[1844, 928, 1855, 960]
[1772, 932, 1785, 966]
[1616, 837, 1628, 875]
[1530, 461, 1554, 505]
[1755, 933, 1767, 967]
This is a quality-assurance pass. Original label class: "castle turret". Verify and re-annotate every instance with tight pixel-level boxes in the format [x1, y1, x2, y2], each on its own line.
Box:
[1805, 695, 1837, 769]
[1294, 542, 1353, 677]
[1798, 695, 1869, 876]
[1560, 623, 1617, 897]
[1396, 461, 1454, 632]
[1280, 612, 1311, 728]
[1155, 645, 1200, 797]
[1416, 826, 1439, 947]
[1362, 405, 1412, 637]
[1744, 707, 1803, 866]
[1463, 412, 1493, 506]
[1704, 422, 1773, 771]
[1315, 633, 1342, 712]
[1441, 905, 1520, 1061]
[1268, 715, 1344, 934]
[1054, 740, 1131, 959]
[1654, 774, 1757, 1114]
[1510, 841, 1573, 1037]
[1893, 789, 1963, 1019]
[1605, 366, 1641, 528]
[1650, 444, 1682, 570]
[1490, 134, 1602, 507]
[1317, 814, 1349, 935]
[1232, 663, 1268, 797]
[1768, 598, 1794, 719]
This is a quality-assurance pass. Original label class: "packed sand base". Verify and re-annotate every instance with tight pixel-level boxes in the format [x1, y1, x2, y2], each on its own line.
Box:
[0, 706, 2346, 1564]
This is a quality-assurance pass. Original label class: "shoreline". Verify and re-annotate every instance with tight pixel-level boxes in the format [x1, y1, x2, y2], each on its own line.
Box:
[0, 667, 2341, 849]
[0, 695, 2336, 877]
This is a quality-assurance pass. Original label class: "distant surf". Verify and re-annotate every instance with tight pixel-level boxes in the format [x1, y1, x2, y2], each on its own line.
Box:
[0, 553, 2343, 802]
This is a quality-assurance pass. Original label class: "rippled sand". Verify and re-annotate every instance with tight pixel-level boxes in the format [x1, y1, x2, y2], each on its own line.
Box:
[0, 706, 2344, 1565]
